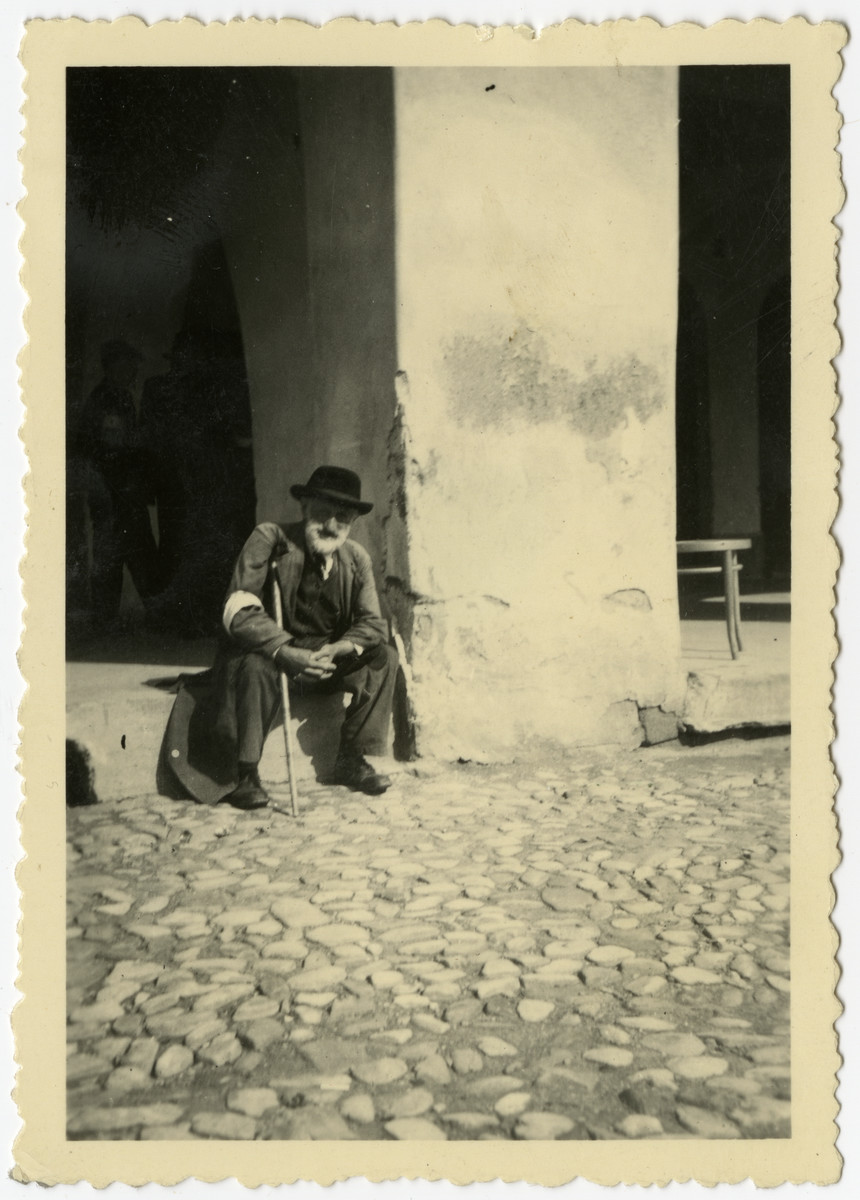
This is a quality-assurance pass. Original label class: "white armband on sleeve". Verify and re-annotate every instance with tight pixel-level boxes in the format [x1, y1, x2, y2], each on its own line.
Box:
[223, 590, 264, 635]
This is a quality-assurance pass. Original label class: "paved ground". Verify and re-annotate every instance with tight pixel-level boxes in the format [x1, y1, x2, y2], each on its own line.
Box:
[66, 735, 791, 1141]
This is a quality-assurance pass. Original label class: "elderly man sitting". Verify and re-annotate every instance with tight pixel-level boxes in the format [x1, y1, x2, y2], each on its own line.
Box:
[161, 466, 398, 809]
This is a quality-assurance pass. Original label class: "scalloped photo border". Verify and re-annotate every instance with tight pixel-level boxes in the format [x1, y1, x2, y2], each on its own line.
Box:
[15, 14, 846, 1187]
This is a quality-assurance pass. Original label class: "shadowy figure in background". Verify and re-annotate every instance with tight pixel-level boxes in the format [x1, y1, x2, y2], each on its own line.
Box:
[141, 328, 256, 637]
[72, 338, 162, 630]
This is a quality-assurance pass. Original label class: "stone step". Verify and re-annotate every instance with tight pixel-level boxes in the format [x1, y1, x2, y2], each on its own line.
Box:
[679, 621, 790, 733]
[681, 665, 790, 732]
[66, 661, 395, 803]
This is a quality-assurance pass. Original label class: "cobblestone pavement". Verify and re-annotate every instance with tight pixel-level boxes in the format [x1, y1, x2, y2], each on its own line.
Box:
[67, 736, 790, 1141]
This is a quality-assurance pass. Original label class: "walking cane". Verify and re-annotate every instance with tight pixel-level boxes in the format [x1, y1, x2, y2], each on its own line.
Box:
[270, 566, 300, 818]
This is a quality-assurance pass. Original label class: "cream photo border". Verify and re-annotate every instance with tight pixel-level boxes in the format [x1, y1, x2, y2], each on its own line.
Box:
[14, 13, 845, 1187]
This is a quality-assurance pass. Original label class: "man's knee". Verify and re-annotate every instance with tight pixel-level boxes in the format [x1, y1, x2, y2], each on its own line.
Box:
[365, 642, 399, 674]
[237, 651, 279, 688]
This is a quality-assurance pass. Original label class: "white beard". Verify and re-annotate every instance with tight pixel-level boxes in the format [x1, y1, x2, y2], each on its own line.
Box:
[304, 522, 348, 559]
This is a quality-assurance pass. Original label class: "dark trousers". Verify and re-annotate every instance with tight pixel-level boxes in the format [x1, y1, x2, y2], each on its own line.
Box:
[234, 643, 398, 765]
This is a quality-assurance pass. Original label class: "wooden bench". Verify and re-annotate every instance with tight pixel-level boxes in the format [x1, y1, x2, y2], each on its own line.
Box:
[677, 538, 752, 659]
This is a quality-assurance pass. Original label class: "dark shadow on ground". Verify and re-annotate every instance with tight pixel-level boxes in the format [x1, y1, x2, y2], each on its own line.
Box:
[679, 724, 791, 747]
[66, 739, 98, 806]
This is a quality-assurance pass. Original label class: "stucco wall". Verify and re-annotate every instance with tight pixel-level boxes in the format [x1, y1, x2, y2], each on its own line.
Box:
[391, 67, 683, 759]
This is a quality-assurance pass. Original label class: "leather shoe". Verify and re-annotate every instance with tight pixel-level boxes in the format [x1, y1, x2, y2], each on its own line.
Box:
[222, 772, 270, 811]
[332, 752, 391, 795]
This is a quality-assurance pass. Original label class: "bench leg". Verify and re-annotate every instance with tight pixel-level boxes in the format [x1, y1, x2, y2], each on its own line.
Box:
[723, 549, 740, 659]
[732, 559, 744, 652]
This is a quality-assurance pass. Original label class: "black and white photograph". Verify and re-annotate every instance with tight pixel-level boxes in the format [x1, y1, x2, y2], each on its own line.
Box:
[12, 11, 847, 1189]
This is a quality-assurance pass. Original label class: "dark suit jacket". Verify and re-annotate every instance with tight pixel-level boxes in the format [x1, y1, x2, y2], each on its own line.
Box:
[159, 522, 386, 804]
[224, 521, 387, 656]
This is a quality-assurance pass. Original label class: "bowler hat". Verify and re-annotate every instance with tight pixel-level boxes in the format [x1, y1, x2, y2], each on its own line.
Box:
[290, 465, 373, 515]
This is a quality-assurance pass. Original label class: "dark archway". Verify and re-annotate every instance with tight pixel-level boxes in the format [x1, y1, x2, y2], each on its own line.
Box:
[757, 275, 792, 584]
[65, 66, 397, 658]
[66, 68, 259, 640]
[676, 65, 791, 595]
[675, 277, 712, 540]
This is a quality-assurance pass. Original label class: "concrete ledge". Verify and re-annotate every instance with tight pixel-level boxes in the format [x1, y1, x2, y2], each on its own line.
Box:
[66, 662, 395, 803]
[67, 665, 177, 803]
[681, 668, 789, 732]
[259, 691, 348, 785]
[679, 620, 790, 732]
